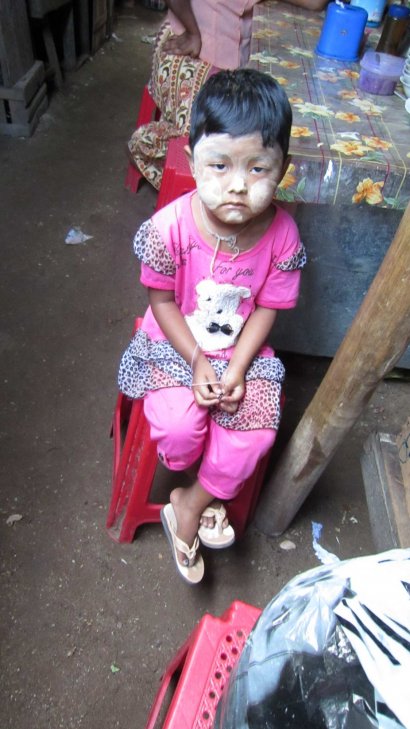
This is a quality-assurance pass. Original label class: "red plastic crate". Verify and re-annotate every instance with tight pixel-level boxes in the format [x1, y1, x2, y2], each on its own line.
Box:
[145, 600, 262, 729]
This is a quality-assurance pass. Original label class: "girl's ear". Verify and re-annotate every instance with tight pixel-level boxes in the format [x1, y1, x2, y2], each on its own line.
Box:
[184, 145, 195, 177]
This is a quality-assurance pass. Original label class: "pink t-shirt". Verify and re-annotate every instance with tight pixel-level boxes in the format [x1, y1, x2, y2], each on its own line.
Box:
[135, 191, 305, 354]
[168, 0, 260, 69]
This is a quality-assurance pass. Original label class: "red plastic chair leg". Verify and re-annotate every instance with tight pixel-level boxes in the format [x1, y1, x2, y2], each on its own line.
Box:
[124, 163, 143, 194]
[145, 639, 191, 729]
[155, 166, 175, 211]
[107, 396, 159, 543]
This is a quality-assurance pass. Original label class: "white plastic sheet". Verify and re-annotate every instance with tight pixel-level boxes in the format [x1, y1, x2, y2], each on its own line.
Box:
[215, 549, 410, 728]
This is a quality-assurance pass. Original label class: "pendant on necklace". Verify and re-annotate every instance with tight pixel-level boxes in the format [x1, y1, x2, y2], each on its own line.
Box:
[226, 236, 237, 250]
[201, 202, 244, 265]
[228, 238, 240, 259]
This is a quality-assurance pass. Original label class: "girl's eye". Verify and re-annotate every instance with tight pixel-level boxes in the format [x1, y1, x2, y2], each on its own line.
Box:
[252, 166, 266, 174]
[210, 163, 226, 171]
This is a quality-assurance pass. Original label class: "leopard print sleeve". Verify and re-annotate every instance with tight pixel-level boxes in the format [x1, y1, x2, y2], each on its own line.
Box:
[275, 242, 307, 271]
[133, 219, 176, 276]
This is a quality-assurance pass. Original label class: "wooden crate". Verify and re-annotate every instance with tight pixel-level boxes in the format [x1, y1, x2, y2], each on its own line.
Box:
[0, 59, 47, 136]
[91, 0, 114, 55]
[361, 420, 410, 551]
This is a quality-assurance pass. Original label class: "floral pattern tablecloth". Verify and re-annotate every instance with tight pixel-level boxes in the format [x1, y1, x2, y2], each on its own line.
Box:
[249, 0, 410, 209]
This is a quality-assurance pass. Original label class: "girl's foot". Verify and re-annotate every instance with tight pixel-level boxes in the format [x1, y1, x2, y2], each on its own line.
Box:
[198, 502, 235, 549]
[161, 504, 204, 585]
[170, 487, 203, 567]
[199, 501, 230, 530]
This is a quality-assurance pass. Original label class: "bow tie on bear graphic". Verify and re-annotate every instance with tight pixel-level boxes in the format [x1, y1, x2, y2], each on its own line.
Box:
[206, 322, 233, 335]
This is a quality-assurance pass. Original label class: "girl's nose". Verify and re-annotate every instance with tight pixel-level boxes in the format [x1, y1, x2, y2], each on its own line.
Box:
[228, 174, 247, 193]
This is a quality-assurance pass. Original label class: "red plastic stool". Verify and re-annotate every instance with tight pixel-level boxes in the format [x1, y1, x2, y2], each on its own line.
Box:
[106, 322, 273, 543]
[125, 84, 161, 193]
[145, 600, 262, 729]
[155, 136, 195, 211]
[106, 382, 271, 543]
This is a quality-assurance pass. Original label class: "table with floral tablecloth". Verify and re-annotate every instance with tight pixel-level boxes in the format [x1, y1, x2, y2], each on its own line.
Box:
[249, 0, 410, 210]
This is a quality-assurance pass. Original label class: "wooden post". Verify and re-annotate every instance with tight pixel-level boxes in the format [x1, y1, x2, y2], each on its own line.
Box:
[255, 202, 410, 536]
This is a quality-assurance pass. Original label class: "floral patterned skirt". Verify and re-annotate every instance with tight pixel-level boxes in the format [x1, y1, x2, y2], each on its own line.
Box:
[127, 23, 216, 190]
[118, 330, 285, 432]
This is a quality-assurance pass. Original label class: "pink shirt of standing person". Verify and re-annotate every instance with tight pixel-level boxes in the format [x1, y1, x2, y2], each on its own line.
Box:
[167, 0, 259, 69]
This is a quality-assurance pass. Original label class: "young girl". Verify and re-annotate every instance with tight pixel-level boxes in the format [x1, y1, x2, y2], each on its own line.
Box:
[119, 69, 306, 584]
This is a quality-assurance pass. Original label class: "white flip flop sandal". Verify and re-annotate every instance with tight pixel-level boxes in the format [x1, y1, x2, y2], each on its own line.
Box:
[160, 503, 204, 585]
[198, 503, 235, 549]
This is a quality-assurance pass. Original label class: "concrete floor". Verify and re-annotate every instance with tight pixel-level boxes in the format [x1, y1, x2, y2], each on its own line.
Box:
[1, 4, 408, 728]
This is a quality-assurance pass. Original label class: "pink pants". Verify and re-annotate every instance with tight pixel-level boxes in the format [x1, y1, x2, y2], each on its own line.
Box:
[144, 387, 277, 500]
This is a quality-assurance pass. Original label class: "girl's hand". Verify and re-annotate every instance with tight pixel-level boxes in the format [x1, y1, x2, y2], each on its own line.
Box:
[162, 31, 201, 57]
[192, 355, 222, 409]
[218, 367, 246, 415]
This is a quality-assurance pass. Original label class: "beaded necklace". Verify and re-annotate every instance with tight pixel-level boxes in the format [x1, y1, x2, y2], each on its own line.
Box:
[200, 201, 251, 274]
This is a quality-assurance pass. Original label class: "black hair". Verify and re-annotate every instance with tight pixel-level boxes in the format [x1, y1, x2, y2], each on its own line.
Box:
[189, 68, 292, 159]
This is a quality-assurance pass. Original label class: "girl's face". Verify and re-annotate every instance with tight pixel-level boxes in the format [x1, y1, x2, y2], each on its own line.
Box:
[186, 132, 287, 226]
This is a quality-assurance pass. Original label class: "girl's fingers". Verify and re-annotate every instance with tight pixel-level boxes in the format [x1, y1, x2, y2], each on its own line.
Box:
[193, 383, 221, 407]
[219, 401, 239, 414]
[192, 380, 223, 397]
[220, 389, 243, 404]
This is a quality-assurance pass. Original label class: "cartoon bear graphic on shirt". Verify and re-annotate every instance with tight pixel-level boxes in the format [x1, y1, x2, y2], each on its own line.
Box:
[185, 279, 251, 351]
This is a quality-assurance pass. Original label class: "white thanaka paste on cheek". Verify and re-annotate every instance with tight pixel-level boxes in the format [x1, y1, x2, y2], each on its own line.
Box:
[196, 177, 223, 209]
[192, 137, 225, 209]
[248, 178, 277, 214]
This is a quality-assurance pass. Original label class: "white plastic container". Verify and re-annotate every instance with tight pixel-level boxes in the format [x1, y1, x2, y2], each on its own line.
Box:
[359, 50, 405, 95]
